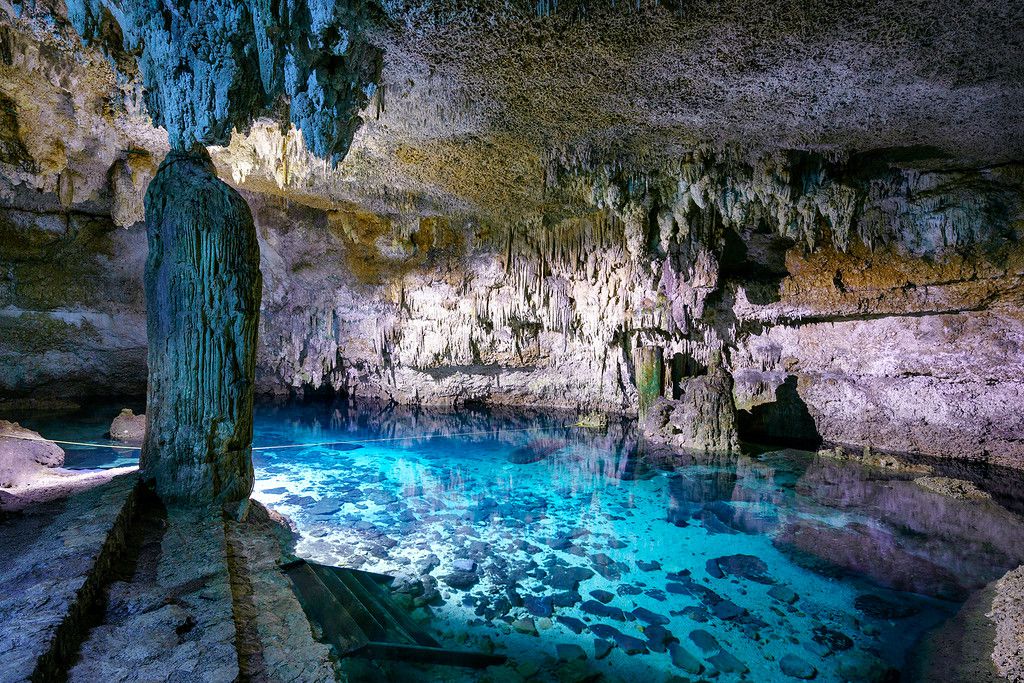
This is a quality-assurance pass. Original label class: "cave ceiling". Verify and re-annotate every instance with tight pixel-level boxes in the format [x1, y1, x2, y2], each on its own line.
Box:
[1, 0, 1022, 223]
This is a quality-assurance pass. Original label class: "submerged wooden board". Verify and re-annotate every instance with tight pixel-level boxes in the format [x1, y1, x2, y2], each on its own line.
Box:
[282, 559, 506, 668]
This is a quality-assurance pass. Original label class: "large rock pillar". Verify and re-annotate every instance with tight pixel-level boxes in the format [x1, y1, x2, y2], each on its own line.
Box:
[140, 149, 262, 506]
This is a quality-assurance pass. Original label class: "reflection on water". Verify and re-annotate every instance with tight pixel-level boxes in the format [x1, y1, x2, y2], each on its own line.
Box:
[19, 399, 1024, 682]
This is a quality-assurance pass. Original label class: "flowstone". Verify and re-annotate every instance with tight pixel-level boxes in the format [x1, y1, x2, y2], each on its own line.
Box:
[141, 149, 262, 505]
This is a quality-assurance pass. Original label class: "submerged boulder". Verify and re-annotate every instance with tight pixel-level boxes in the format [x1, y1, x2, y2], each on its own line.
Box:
[109, 409, 146, 444]
[0, 421, 65, 488]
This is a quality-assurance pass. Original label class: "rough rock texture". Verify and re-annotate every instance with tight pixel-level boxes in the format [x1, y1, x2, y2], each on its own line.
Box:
[642, 360, 738, 454]
[1, 1, 1023, 466]
[108, 408, 145, 443]
[64, 0, 381, 161]
[0, 419, 64, 487]
[0, 473, 137, 683]
[141, 150, 261, 505]
[989, 565, 1024, 682]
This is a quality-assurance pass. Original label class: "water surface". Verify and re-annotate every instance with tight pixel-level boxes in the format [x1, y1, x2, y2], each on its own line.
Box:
[23, 400, 1024, 682]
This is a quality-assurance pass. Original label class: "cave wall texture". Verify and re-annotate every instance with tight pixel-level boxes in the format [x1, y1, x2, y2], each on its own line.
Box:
[1, 0, 1022, 465]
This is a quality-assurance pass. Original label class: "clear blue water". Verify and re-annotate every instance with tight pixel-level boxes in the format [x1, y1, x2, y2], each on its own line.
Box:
[18, 400, 1024, 682]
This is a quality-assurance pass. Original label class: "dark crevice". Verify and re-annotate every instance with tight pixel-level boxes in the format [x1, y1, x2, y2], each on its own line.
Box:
[736, 375, 822, 449]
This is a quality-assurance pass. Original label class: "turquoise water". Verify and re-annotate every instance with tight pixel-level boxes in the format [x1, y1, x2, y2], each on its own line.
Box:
[22, 400, 1024, 682]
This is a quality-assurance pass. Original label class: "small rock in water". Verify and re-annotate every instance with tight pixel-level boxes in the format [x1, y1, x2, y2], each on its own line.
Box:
[712, 599, 745, 621]
[669, 643, 704, 674]
[708, 650, 748, 674]
[780, 653, 818, 679]
[854, 594, 920, 620]
[637, 560, 662, 572]
[689, 629, 720, 654]
[632, 607, 670, 625]
[594, 639, 614, 660]
[524, 595, 553, 618]
[581, 600, 626, 621]
[453, 558, 476, 572]
[711, 554, 775, 584]
[590, 624, 624, 640]
[812, 625, 854, 653]
[556, 616, 586, 634]
[443, 570, 478, 590]
[768, 585, 799, 605]
[556, 643, 587, 661]
[512, 618, 538, 635]
[589, 589, 615, 604]
[548, 567, 595, 591]
[551, 591, 581, 607]
[613, 632, 649, 655]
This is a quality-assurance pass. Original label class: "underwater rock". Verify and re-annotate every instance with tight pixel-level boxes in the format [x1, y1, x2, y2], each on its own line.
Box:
[632, 607, 670, 626]
[556, 643, 587, 661]
[594, 639, 613, 660]
[442, 570, 479, 590]
[708, 650, 748, 674]
[811, 625, 854, 653]
[768, 585, 800, 605]
[779, 653, 817, 679]
[669, 643, 704, 674]
[580, 600, 627, 621]
[589, 589, 615, 604]
[109, 409, 146, 443]
[523, 595, 553, 618]
[556, 616, 586, 634]
[548, 567, 595, 591]
[0, 421, 65, 488]
[688, 629, 720, 654]
[710, 554, 776, 584]
[854, 594, 920, 620]
[913, 476, 992, 501]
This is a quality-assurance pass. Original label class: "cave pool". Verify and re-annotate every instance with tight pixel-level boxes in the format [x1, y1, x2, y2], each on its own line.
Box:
[29, 399, 1024, 683]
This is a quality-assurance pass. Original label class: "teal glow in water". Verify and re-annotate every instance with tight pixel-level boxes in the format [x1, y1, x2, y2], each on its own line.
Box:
[25, 400, 1024, 681]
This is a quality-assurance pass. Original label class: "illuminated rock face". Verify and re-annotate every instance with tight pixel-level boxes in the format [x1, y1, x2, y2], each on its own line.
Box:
[141, 150, 262, 505]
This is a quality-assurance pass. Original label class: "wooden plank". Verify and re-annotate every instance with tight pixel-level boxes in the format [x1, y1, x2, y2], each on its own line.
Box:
[308, 563, 391, 641]
[282, 563, 369, 654]
[356, 641, 507, 669]
[338, 569, 441, 647]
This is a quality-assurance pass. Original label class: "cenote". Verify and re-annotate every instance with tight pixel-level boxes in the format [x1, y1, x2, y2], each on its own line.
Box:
[2, 1, 1023, 681]
[17, 399, 1024, 682]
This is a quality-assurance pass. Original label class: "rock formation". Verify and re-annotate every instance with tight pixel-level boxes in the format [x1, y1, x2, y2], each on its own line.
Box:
[0, 1, 1022, 468]
[0, 420, 64, 488]
[108, 408, 145, 444]
[141, 150, 262, 505]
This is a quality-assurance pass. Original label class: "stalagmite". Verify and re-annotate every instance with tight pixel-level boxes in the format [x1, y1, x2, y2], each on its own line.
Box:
[141, 149, 262, 505]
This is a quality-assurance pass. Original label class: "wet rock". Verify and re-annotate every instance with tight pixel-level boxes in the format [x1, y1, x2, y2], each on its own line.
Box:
[637, 560, 662, 572]
[710, 554, 775, 584]
[556, 616, 587, 634]
[551, 591, 582, 607]
[556, 643, 587, 661]
[443, 570, 479, 590]
[548, 567, 595, 591]
[512, 618, 537, 635]
[616, 584, 643, 597]
[109, 409, 146, 443]
[689, 629, 720, 654]
[768, 585, 799, 605]
[614, 632, 649, 655]
[780, 653, 817, 679]
[669, 643, 704, 674]
[854, 594, 920, 619]
[594, 639, 613, 660]
[416, 554, 441, 575]
[589, 624, 623, 640]
[812, 625, 854, 652]
[453, 558, 477, 572]
[913, 476, 992, 501]
[308, 498, 343, 516]
[643, 624, 677, 652]
[708, 650, 748, 674]
[589, 589, 615, 604]
[712, 599, 745, 621]
[681, 606, 710, 622]
[580, 600, 626, 621]
[524, 595, 553, 618]
[632, 606, 670, 625]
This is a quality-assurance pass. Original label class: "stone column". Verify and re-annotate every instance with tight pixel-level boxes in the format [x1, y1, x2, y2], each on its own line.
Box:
[140, 148, 262, 506]
[635, 345, 664, 419]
